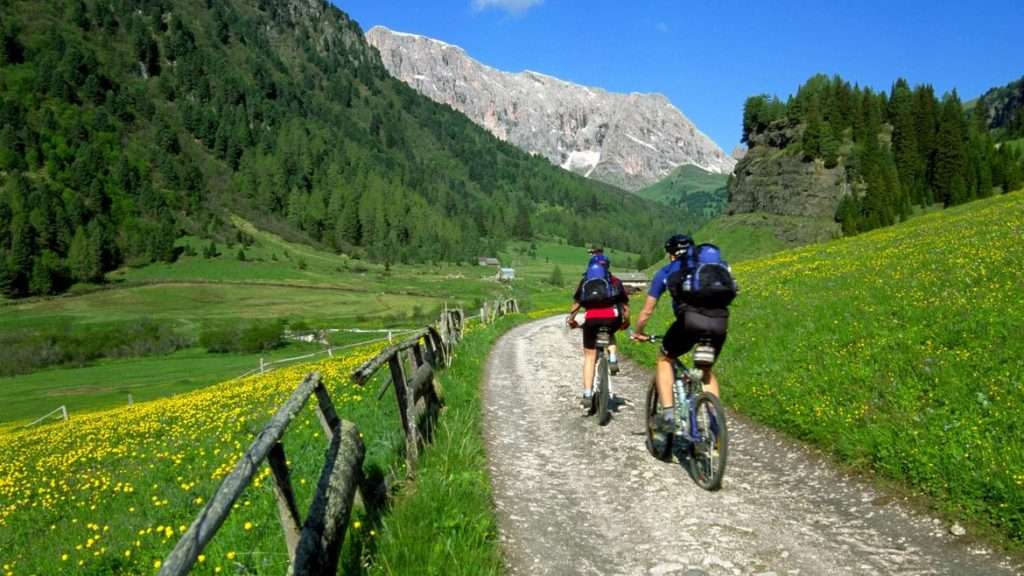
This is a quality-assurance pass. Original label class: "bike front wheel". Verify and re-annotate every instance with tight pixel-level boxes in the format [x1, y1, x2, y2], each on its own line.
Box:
[596, 355, 610, 425]
[689, 392, 728, 491]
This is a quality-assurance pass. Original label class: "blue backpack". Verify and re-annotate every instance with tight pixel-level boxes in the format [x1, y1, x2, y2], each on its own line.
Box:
[579, 264, 620, 309]
[669, 243, 738, 310]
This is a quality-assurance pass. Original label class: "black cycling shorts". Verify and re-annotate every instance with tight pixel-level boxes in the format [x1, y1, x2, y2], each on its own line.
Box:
[661, 310, 727, 360]
[582, 317, 622, 350]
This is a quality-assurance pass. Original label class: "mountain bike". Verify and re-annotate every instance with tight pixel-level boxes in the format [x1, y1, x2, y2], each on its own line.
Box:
[569, 322, 613, 426]
[637, 335, 728, 491]
[590, 327, 613, 426]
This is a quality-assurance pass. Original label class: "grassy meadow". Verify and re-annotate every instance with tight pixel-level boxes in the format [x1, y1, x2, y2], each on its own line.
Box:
[0, 343, 328, 427]
[0, 341, 399, 575]
[695, 212, 841, 262]
[0, 311, 528, 575]
[0, 217, 583, 425]
[622, 190, 1024, 544]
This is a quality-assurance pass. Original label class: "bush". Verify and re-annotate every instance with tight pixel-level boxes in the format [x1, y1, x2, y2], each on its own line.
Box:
[0, 320, 194, 377]
[547, 265, 564, 286]
[200, 320, 285, 354]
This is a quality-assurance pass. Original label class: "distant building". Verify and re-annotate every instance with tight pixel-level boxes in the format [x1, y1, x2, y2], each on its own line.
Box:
[617, 272, 648, 294]
[496, 268, 515, 282]
[478, 257, 500, 266]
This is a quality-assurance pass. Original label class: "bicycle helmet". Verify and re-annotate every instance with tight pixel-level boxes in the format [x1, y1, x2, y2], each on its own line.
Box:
[664, 234, 693, 257]
[589, 254, 610, 268]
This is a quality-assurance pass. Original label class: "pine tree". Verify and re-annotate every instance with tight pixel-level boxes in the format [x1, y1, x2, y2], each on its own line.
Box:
[514, 200, 531, 240]
[933, 92, 969, 206]
[548, 265, 564, 286]
[67, 226, 102, 283]
[6, 215, 33, 297]
[889, 79, 921, 205]
[913, 85, 939, 204]
[802, 104, 824, 161]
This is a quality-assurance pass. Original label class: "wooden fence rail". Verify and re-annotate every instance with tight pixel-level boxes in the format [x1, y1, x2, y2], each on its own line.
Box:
[479, 297, 519, 325]
[158, 372, 363, 576]
[159, 301, 513, 575]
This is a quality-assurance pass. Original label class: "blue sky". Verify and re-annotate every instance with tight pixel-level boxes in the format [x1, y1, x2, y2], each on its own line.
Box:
[334, 0, 1023, 150]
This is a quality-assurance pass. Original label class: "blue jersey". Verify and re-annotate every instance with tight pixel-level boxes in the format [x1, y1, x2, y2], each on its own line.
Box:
[649, 259, 685, 300]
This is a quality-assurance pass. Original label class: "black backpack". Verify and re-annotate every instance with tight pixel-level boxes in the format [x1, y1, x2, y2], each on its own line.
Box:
[578, 264, 620, 309]
[667, 243, 738, 311]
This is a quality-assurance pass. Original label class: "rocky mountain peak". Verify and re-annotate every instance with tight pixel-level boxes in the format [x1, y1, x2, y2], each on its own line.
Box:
[366, 26, 735, 191]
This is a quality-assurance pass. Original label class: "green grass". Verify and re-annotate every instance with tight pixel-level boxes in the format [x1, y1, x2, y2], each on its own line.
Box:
[622, 190, 1024, 545]
[0, 342, 326, 427]
[1002, 137, 1024, 155]
[0, 284, 442, 330]
[1, 218, 571, 336]
[0, 344, 406, 575]
[368, 315, 525, 575]
[0, 216, 590, 426]
[0, 310, 526, 575]
[696, 212, 840, 262]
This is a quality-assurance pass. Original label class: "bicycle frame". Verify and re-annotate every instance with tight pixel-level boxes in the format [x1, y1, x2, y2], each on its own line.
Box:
[641, 333, 715, 446]
[671, 357, 707, 445]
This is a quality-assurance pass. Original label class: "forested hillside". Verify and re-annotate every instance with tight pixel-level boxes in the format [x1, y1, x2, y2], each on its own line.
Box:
[737, 75, 1024, 234]
[636, 164, 728, 220]
[0, 0, 683, 298]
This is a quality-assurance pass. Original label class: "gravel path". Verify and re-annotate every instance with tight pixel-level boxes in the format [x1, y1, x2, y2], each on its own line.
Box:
[483, 316, 1021, 576]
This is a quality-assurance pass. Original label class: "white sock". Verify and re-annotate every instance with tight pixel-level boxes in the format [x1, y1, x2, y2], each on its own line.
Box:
[609, 353, 617, 362]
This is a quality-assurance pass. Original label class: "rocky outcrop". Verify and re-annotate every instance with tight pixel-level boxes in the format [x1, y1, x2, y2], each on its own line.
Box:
[366, 27, 735, 191]
[976, 75, 1024, 131]
[727, 145, 852, 219]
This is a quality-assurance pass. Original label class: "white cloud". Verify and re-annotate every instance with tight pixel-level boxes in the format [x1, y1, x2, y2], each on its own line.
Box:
[472, 0, 544, 15]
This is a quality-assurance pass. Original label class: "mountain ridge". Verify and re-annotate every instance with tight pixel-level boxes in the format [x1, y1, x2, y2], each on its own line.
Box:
[0, 0, 687, 297]
[366, 26, 735, 191]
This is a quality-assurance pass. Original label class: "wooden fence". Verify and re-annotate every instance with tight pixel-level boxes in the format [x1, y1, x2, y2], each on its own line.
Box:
[159, 301, 513, 575]
[479, 298, 519, 325]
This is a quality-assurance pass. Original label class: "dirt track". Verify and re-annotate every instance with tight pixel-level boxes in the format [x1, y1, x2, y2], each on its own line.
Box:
[482, 316, 1021, 576]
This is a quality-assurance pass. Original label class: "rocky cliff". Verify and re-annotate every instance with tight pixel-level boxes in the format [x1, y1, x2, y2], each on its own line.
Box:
[975, 75, 1024, 132]
[727, 148, 852, 219]
[366, 26, 735, 191]
[726, 120, 854, 221]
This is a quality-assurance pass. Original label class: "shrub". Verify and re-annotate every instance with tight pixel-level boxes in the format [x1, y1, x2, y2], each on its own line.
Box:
[547, 265, 564, 286]
[200, 320, 285, 354]
[0, 320, 194, 377]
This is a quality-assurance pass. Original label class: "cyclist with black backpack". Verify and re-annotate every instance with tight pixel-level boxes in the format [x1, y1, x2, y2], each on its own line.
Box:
[567, 254, 630, 409]
[631, 234, 737, 442]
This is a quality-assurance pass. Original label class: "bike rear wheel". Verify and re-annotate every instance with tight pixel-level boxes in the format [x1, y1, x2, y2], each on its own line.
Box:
[644, 377, 672, 461]
[596, 354, 610, 425]
[689, 392, 728, 491]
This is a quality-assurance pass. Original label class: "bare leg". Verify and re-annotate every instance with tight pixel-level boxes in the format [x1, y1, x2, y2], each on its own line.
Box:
[655, 351, 675, 410]
[582, 347, 597, 392]
[702, 369, 720, 399]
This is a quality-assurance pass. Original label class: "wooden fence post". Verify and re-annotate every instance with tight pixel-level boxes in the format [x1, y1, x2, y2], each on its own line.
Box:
[159, 373, 323, 576]
[313, 381, 341, 443]
[290, 421, 365, 575]
[268, 443, 302, 559]
[387, 355, 417, 466]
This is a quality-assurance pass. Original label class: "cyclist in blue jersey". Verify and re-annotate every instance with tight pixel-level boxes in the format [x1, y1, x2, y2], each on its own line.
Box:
[631, 234, 729, 444]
